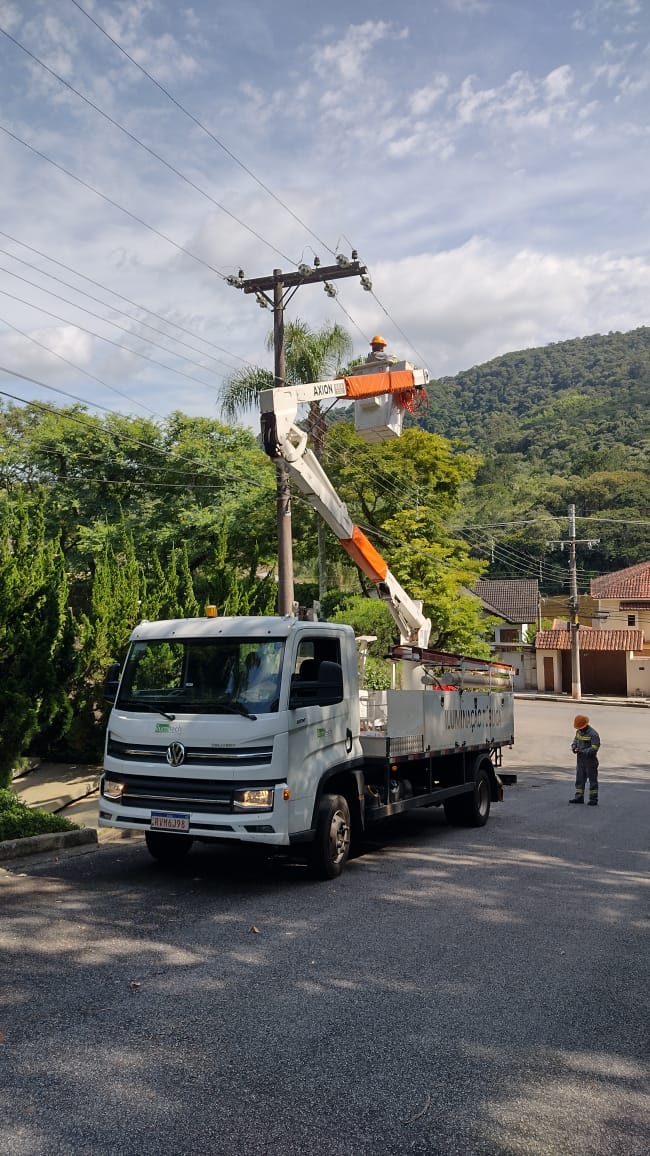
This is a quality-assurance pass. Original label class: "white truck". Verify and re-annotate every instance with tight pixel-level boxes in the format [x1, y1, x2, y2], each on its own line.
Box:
[100, 365, 514, 878]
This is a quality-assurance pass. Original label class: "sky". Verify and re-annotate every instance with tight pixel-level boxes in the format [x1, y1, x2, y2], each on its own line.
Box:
[0, 0, 649, 426]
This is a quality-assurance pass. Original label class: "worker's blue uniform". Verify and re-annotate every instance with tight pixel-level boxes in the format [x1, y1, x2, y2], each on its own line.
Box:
[570, 725, 600, 804]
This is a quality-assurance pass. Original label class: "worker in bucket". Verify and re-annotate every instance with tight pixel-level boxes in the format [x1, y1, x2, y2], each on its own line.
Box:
[569, 714, 601, 805]
[365, 334, 397, 365]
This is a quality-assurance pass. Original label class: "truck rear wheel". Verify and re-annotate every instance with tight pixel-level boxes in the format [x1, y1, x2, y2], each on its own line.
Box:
[444, 767, 491, 828]
[309, 793, 351, 880]
[145, 831, 193, 863]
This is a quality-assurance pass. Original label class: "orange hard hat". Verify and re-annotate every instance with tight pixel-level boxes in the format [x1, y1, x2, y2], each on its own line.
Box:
[370, 334, 387, 346]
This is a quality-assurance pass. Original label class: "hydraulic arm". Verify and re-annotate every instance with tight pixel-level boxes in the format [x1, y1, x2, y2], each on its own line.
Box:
[260, 368, 432, 648]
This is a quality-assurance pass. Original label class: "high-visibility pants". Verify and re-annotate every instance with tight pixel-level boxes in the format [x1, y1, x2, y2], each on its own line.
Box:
[575, 753, 599, 802]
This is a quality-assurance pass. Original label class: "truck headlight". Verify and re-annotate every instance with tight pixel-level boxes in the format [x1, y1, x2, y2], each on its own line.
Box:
[233, 788, 274, 812]
[103, 778, 125, 800]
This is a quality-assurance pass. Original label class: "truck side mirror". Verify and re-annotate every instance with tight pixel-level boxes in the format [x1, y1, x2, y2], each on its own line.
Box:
[103, 661, 122, 704]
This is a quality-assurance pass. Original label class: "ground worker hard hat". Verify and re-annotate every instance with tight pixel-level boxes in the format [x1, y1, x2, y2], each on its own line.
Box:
[574, 715, 589, 729]
[370, 335, 387, 346]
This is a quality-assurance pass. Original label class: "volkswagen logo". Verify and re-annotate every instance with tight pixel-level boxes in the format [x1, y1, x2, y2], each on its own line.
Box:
[166, 741, 186, 767]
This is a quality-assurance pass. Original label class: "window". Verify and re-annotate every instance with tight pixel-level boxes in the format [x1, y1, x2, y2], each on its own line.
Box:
[290, 637, 344, 706]
[499, 628, 519, 644]
[628, 614, 636, 627]
[118, 637, 285, 715]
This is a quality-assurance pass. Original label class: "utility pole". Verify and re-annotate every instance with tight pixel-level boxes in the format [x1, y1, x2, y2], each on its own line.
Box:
[229, 257, 369, 615]
[547, 504, 599, 700]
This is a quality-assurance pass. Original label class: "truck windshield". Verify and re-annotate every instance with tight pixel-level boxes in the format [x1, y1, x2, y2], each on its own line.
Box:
[117, 638, 285, 716]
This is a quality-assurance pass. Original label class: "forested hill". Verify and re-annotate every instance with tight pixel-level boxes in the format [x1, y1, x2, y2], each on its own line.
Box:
[419, 325, 650, 467]
[416, 326, 650, 584]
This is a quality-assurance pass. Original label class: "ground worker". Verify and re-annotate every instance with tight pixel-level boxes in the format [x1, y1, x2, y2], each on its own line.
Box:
[365, 335, 397, 365]
[569, 714, 601, 805]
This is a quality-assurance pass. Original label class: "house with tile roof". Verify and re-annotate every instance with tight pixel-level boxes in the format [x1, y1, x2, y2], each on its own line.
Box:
[470, 579, 540, 689]
[534, 561, 650, 696]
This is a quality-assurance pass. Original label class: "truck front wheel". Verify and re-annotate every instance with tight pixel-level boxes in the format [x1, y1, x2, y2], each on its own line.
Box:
[145, 831, 193, 863]
[444, 767, 491, 828]
[309, 793, 351, 880]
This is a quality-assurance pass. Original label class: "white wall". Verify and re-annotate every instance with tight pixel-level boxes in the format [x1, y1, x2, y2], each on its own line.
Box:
[626, 655, 650, 697]
[535, 650, 562, 693]
[592, 599, 650, 636]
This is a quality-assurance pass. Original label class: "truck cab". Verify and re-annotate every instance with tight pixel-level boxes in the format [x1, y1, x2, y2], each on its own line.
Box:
[100, 616, 362, 875]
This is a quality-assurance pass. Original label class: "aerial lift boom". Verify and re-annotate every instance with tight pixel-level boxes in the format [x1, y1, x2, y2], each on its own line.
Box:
[260, 367, 432, 648]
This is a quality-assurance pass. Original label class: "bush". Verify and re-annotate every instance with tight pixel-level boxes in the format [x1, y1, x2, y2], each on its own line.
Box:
[364, 656, 392, 690]
[0, 788, 79, 842]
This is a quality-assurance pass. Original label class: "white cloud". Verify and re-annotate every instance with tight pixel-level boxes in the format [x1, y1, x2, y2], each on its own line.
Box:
[0, 2, 19, 31]
[445, 0, 490, 12]
[314, 20, 394, 83]
[0, 323, 92, 382]
[452, 68, 578, 130]
[409, 75, 449, 116]
[355, 239, 650, 377]
[544, 65, 573, 100]
[2, 1, 650, 422]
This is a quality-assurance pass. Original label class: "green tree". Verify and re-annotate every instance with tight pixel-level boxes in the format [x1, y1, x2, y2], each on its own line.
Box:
[66, 526, 143, 759]
[382, 508, 493, 656]
[220, 319, 353, 600]
[0, 497, 74, 783]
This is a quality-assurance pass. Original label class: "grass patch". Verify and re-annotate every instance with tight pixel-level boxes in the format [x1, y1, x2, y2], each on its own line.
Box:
[0, 788, 79, 842]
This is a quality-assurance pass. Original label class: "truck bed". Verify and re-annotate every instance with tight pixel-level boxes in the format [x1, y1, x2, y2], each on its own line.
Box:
[360, 688, 514, 759]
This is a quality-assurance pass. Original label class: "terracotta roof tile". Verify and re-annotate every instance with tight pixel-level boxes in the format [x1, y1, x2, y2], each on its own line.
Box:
[535, 628, 645, 651]
[590, 561, 650, 599]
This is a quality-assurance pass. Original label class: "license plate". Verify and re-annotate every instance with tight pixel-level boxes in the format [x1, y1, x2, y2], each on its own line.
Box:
[150, 810, 190, 832]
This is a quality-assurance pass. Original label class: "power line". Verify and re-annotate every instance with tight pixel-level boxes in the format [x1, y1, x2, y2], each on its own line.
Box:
[6, 15, 440, 390]
[463, 518, 557, 529]
[0, 376, 269, 492]
[0, 123, 226, 279]
[67, 0, 337, 259]
[0, 245, 240, 376]
[460, 526, 594, 583]
[0, 374, 492, 584]
[577, 515, 650, 526]
[0, 229, 249, 367]
[369, 288, 430, 372]
[459, 525, 579, 582]
[0, 365, 167, 428]
[0, 287, 223, 394]
[0, 313, 160, 420]
[12, 8, 419, 373]
[0, 25, 296, 267]
[0, 263, 228, 384]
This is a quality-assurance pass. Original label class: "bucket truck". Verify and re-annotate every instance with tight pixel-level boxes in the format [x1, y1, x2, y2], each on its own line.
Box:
[99, 365, 514, 879]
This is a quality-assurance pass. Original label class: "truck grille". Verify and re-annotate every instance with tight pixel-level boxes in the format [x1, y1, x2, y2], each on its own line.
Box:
[112, 773, 277, 814]
[107, 738, 273, 767]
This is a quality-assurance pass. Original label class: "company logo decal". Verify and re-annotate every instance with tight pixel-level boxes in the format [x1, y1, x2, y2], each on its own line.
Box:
[444, 707, 503, 731]
[166, 742, 186, 767]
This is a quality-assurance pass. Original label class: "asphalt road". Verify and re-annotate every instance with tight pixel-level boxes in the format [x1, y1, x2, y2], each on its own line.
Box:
[1, 699, 648, 1156]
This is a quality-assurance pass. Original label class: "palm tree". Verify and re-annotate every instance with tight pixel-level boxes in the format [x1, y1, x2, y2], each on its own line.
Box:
[219, 319, 353, 603]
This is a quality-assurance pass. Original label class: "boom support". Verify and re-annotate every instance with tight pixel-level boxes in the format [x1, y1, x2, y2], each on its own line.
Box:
[260, 369, 432, 648]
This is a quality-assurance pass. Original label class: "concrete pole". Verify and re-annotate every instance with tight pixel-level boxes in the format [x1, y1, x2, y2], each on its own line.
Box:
[273, 271, 295, 616]
[568, 504, 581, 700]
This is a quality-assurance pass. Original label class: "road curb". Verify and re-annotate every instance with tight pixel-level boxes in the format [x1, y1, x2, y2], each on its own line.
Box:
[514, 694, 650, 707]
[0, 827, 98, 862]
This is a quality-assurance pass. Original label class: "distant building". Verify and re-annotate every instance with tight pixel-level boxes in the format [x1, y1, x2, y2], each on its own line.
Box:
[469, 579, 540, 690]
[535, 561, 650, 697]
